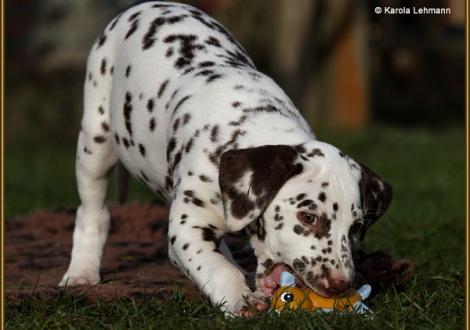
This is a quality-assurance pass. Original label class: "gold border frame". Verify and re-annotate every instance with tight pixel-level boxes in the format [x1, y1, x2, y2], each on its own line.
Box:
[1, 0, 5, 327]
[0, 1, 467, 329]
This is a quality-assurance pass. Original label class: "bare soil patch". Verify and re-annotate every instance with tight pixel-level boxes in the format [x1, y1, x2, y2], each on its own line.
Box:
[5, 203, 201, 303]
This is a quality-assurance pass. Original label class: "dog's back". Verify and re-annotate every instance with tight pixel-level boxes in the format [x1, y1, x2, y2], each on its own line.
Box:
[83, 1, 312, 199]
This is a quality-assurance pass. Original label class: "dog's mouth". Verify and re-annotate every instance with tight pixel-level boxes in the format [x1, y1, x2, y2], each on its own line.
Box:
[258, 263, 333, 298]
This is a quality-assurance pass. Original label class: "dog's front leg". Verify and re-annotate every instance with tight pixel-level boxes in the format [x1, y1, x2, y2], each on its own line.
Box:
[167, 191, 266, 315]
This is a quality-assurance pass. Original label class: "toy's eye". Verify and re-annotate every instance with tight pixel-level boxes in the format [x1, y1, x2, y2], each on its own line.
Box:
[297, 212, 318, 225]
[280, 292, 294, 303]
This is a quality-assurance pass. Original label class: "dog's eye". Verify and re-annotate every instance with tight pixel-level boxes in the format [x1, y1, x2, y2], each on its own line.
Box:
[280, 292, 294, 303]
[297, 212, 317, 225]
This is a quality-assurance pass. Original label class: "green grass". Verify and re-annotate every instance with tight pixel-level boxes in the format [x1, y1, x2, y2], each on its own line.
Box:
[5, 148, 155, 218]
[5, 125, 466, 329]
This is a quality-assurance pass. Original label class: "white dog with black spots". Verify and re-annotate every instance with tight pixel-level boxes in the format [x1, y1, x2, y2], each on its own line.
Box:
[60, 1, 392, 316]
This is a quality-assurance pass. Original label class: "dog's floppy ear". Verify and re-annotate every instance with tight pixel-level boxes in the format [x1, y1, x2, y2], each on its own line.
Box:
[358, 163, 393, 239]
[219, 145, 303, 232]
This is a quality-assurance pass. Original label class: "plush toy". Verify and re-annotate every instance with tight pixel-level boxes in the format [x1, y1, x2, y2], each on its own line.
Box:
[271, 271, 372, 315]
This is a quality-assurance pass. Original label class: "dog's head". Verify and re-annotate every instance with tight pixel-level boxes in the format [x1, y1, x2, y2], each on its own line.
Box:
[219, 141, 392, 297]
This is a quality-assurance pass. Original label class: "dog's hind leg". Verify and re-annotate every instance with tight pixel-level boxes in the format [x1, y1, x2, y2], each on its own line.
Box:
[60, 52, 118, 286]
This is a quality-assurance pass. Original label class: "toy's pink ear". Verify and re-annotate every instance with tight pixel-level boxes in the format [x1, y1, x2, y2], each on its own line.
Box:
[219, 145, 303, 232]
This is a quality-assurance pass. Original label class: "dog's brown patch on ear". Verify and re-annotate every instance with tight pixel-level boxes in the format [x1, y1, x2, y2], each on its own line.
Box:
[358, 163, 393, 238]
[219, 145, 303, 231]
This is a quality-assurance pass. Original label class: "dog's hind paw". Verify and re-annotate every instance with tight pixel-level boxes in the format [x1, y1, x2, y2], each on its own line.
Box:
[58, 272, 100, 287]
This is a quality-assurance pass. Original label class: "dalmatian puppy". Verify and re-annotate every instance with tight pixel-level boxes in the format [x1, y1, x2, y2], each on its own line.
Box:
[60, 1, 392, 315]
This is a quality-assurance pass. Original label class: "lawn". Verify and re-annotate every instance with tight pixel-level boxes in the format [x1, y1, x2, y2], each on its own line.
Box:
[5, 125, 466, 329]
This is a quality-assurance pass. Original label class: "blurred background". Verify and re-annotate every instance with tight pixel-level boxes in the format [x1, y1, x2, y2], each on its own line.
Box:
[5, 0, 465, 217]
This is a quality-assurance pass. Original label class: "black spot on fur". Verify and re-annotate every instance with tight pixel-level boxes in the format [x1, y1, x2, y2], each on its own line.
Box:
[172, 95, 191, 116]
[333, 203, 338, 211]
[199, 61, 215, 68]
[192, 198, 205, 207]
[318, 192, 327, 202]
[98, 106, 105, 115]
[109, 15, 121, 30]
[201, 227, 218, 245]
[158, 79, 169, 98]
[307, 148, 325, 157]
[93, 136, 106, 144]
[293, 224, 304, 235]
[207, 74, 222, 83]
[229, 115, 248, 126]
[142, 17, 165, 50]
[293, 259, 306, 272]
[199, 175, 211, 183]
[166, 138, 177, 161]
[321, 182, 329, 188]
[101, 122, 109, 132]
[170, 235, 176, 245]
[175, 57, 190, 68]
[149, 118, 156, 131]
[123, 92, 133, 136]
[185, 138, 194, 153]
[205, 36, 221, 47]
[97, 33, 107, 48]
[182, 113, 191, 125]
[297, 199, 317, 210]
[125, 18, 139, 40]
[125, 65, 131, 77]
[138, 144, 146, 156]
[166, 47, 174, 57]
[210, 125, 219, 142]
[128, 11, 141, 22]
[195, 69, 214, 77]
[173, 118, 180, 132]
[147, 99, 154, 112]
[296, 193, 306, 201]
[182, 243, 189, 250]
[114, 134, 120, 145]
[100, 58, 107, 75]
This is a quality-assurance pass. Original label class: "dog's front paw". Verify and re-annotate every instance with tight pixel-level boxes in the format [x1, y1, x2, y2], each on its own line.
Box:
[229, 293, 269, 318]
[58, 271, 100, 287]
[226, 292, 269, 317]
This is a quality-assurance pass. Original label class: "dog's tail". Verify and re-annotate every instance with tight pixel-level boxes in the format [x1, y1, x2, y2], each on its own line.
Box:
[116, 161, 129, 205]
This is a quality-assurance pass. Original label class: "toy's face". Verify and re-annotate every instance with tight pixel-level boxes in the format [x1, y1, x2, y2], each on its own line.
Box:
[271, 287, 313, 311]
[256, 141, 392, 297]
[271, 285, 363, 312]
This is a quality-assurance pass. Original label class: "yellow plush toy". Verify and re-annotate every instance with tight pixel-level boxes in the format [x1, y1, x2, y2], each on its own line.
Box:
[271, 271, 372, 314]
